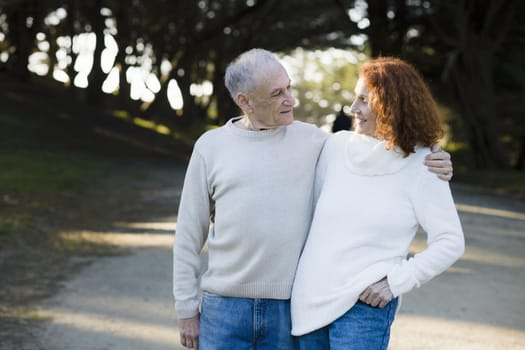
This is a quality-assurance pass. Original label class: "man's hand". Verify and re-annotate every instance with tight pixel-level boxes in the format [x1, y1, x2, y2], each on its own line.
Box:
[425, 144, 453, 181]
[179, 315, 200, 349]
[359, 277, 393, 308]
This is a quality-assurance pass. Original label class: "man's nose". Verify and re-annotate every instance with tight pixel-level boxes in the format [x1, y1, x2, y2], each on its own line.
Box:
[284, 90, 295, 106]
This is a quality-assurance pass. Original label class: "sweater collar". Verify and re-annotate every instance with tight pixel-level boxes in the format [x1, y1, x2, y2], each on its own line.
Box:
[226, 117, 285, 138]
[344, 132, 411, 176]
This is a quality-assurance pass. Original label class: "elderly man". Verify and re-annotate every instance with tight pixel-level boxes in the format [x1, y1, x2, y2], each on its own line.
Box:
[173, 48, 452, 350]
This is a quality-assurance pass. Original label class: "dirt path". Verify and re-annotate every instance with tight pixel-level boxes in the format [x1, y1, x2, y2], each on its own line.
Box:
[10, 163, 525, 349]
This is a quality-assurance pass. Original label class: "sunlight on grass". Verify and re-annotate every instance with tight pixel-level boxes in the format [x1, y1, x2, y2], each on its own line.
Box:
[155, 125, 171, 135]
[111, 110, 130, 120]
[132, 117, 172, 136]
[446, 141, 469, 153]
[0, 214, 30, 238]
[1, 304, 52, 322]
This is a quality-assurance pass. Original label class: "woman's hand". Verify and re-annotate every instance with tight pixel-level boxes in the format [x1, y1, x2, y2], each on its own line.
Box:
[359, 277, 393, 308]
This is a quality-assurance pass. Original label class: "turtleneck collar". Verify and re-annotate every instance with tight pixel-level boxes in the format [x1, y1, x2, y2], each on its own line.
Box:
[344, 132, 411, 176]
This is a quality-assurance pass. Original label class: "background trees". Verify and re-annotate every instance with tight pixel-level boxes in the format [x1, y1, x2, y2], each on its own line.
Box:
[0, 0, 523, 170]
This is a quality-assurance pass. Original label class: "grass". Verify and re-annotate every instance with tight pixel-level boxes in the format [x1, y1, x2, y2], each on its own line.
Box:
[0, 150, 109, 241]
[0, 150, 108, 195]
[453, 168, 525, 199]
[0, 104, 110, 242]
[447, 141, 525, 199]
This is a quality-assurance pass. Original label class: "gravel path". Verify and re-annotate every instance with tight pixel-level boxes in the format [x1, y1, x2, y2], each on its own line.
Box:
[30, 166, 525, 349]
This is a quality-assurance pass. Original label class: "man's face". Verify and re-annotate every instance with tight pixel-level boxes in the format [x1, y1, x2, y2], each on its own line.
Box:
[247, 63, 296, 128]
[350, 77, 377, 137]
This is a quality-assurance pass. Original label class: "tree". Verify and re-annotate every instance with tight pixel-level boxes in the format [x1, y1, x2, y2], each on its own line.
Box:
[2, 0, 41, 80]
[2, 0, 521, 170]
[353, 0, 524, 170]
[435, 0, 516, 169]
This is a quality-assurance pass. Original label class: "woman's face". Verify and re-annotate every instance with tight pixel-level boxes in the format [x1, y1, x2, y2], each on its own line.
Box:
[350, 77, 377, 137]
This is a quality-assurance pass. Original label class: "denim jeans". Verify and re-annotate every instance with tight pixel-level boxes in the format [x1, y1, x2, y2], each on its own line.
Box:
[296, 298, 398, 350]
[199, 292, 297, 350]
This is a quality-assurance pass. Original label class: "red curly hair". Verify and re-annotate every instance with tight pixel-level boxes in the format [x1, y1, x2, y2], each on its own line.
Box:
[360, 57, 443, 156]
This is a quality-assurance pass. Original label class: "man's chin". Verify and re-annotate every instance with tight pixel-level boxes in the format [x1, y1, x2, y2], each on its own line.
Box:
[280, 113, 294, 125]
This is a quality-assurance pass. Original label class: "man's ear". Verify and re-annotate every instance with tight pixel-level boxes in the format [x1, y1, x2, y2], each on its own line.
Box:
[236, 93, 252, 112]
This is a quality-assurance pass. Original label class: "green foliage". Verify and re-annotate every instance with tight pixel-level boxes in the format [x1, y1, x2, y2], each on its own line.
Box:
[281, 48, 365, 127]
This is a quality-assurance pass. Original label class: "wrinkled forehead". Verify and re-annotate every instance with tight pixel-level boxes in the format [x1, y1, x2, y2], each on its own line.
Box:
[252, 62, 290, 93]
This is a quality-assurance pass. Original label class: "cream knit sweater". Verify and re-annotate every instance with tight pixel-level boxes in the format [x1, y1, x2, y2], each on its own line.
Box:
[173, 117, 327, 319]
[291, 131, 465, 335]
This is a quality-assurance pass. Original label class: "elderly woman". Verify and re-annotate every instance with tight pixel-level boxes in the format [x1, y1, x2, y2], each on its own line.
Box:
[291, 57, 465, 349]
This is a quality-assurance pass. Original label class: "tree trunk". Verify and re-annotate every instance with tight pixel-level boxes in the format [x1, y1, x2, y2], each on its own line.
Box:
[515, 136, 525, 170]
[65, 0, 79, 89]
[5, 0, 40, 81]
[86, 0, 105, 105]
[447, 45, 508, 168]
[441, 0, 513, 169]
[366, 0, 406, 57]
[211, 52, 239, 125]
[114, 2, 140, 115]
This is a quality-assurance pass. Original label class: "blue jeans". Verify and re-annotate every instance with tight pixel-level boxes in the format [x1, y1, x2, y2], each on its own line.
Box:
[199, 292, 297, 350]
[296, 299, 398, 350]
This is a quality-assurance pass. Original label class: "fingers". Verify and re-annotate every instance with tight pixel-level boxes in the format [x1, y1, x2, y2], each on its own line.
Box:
[179, 315, 200, 349]
[359, 278, 393, 308]
[425, 149, 454, 181]
[426, 149, 450, 160]
[430, 143, 442, 153]
[181, 336, 199, 349]
[427, 164, 453, 180]
[438, 171, 453, 181]
[359, 289, 370, 304]
[426, 165, 452, 174]
[360, 292, 389, 308]
[425, 158, 452, 169]
[359, 288, 383, 308]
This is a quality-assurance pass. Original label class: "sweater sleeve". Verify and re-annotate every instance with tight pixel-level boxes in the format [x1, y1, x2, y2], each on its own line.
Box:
[173, 149, 212, 319]
[387, 167, 465, 297]
[313, 137, 330, 205]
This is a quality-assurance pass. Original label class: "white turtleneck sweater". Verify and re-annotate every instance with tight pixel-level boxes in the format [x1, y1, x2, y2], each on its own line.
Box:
[291, 131, 464, 336]
[173, 117, 327, 319]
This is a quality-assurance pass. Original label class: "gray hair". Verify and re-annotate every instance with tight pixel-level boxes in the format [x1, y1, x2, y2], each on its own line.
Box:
[224, 48, 281, 101]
